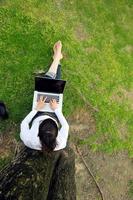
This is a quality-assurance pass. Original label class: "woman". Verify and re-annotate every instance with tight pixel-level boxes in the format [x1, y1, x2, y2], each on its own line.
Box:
[0, 41, 76, 200]
[20, 41, 69, 153]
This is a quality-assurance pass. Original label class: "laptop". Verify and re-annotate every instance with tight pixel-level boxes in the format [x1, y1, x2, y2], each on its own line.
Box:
[32, 76, 66, 112]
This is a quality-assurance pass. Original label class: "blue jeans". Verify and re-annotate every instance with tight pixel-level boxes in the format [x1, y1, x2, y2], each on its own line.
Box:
[43, 64, 61, 80]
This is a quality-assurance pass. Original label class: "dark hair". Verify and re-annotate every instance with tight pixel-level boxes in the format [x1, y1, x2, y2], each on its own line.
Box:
[38, 118, 58, 153]
[0, 101, 9, 120]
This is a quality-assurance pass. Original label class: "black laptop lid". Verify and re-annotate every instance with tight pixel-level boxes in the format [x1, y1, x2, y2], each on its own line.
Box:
[35, 77, 66, 94]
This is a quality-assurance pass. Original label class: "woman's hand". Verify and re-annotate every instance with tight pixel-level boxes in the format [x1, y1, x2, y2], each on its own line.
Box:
[36, 96, 47, 111]
[50, 99, 58, 111]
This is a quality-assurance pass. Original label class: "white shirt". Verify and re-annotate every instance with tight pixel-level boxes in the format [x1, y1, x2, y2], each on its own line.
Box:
[20, 108, 69, 151]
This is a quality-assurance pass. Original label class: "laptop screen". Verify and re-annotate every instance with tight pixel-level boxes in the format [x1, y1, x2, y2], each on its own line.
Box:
[35, 77, 66, 94]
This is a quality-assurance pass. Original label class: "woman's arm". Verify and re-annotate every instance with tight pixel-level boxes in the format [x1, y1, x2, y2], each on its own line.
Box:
[54, 108, 69, 147]
[20, 96, 47, 142]
[20, 110, 37, 142]
[54, 108, 69, 128]
[50, 99, 69, 139]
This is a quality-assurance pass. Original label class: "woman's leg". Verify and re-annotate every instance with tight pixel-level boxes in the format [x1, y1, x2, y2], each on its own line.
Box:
[44, 64, 61, 80]
[55, 64, 61, 79]
[44, 41, 63, 79]
[44, 58, 61, 79]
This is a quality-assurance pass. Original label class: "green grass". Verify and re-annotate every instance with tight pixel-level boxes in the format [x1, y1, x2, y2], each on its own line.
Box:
[128, 180, 133, 199]
[0, 0, 133, 165]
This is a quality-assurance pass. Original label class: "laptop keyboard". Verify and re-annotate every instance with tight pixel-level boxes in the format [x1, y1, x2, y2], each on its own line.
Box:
[37, 94, 59, 103]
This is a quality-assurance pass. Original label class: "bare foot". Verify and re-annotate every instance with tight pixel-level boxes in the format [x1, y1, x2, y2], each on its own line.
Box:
[53, 40, 63, 60]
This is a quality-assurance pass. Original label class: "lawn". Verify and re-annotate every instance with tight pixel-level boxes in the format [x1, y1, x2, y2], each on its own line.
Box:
[0, 0, 133, 162]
